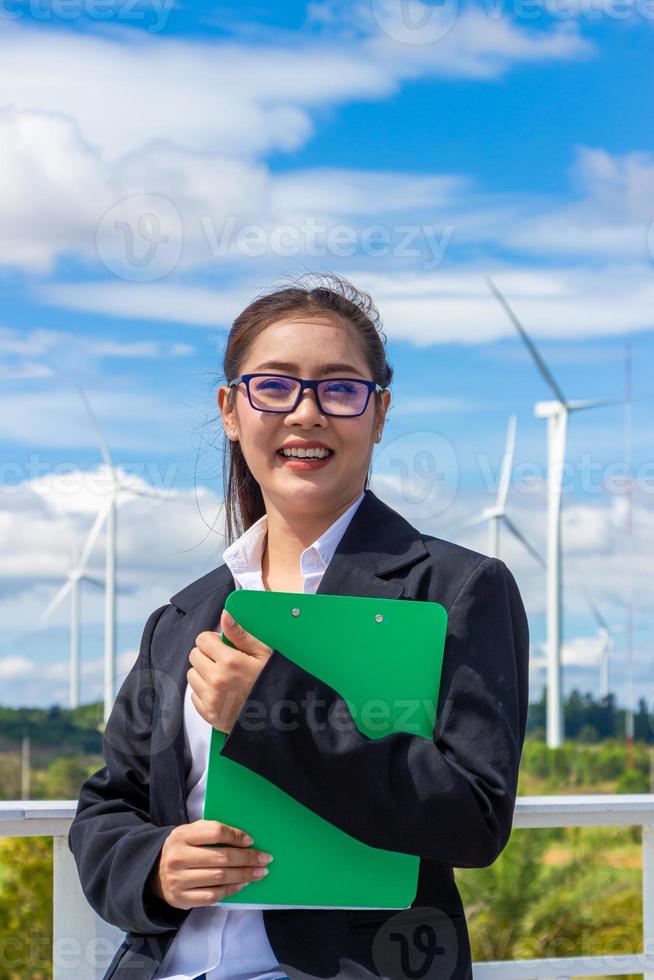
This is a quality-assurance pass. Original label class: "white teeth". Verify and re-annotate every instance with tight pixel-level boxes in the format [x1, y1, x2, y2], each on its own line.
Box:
[279, 447, 331, 458]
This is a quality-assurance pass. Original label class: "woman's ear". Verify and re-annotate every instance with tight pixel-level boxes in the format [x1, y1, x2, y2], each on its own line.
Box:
[218, 386, 238, 440]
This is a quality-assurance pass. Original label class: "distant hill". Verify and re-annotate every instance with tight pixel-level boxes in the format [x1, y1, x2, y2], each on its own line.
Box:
[0, 687, 651, 752]
[0, 704, 103, 754]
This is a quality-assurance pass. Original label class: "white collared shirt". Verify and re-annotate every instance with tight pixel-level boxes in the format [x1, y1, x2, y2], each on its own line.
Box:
[153, 491, 365, 980]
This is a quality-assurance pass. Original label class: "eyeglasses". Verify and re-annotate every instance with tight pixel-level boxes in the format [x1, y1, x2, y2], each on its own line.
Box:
[227, 373, 385, 417]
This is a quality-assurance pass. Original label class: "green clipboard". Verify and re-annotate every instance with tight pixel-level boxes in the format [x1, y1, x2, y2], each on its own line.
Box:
[203, 590, 448, 910]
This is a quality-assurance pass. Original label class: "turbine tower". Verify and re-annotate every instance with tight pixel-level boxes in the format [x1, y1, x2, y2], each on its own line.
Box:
[78, 388, 165, 723]
[487, 278, 622, 748]
[36, 506, 108, 708]
[584, 595, 626, 701]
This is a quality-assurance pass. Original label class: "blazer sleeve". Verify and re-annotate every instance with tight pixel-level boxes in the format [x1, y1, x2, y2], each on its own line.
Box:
[219, 556, 530, 868]
[67, 604, 190, 935]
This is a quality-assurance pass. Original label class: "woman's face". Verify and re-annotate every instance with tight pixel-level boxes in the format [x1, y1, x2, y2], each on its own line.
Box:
[218, 316, 391, 515]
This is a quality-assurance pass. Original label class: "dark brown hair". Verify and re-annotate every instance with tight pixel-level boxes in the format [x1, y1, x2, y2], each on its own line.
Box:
[219, 271, 394, 545]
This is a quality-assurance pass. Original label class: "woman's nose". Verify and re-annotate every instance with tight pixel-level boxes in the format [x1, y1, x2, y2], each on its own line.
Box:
[285, 387, 326, 422]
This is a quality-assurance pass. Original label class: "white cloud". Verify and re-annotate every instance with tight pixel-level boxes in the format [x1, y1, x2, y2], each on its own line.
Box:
[309, 0, 591, 78]
[371, 461, 654, 620]
[42, 263, 654, 343]
[390, 396, 475, 416]
[0, 29, 322, 162]
[270, 169, 469, 217]
[0, 465, 227, 624]
[500, 147, 654, 259]
[0, 16, 588, 163]
[0, 655, 33, 680]
[0, 325, 194, 381]
[4, 61, 652, 298]
[27, 135, 654, 343]
[38, 281, 252, 327]
[0, 107, 115, 273]
[1, 460, 652, 705]
[363, 5, 591, 79]
[358, 264, 654, 344]
[0, 362, 54, 380]
[0, 105, 276, 274]
[0, 646, 141, 706]
[0, 387, 192, 450]
[561, 634, 603, 669]
[562, 502, 612, 553]
[0, 10, 592, 275]
[0, 460, 230, 704]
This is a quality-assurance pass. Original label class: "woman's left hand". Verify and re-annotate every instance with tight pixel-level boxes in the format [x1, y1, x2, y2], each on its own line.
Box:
[187, 608, 273, 734]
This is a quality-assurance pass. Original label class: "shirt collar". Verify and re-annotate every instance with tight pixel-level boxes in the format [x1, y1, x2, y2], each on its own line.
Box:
[222, 490, 366, 580]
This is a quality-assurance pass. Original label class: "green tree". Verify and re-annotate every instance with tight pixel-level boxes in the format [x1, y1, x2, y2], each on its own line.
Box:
[457, 828, 554, 962]
[515, 829, 641, 978]
[0, 836, 52, 979]
[616, 767, 649, 793]
[43, 758, 89, 799]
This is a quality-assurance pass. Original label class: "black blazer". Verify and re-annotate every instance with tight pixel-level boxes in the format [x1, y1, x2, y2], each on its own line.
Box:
[68, 488, 529, 980]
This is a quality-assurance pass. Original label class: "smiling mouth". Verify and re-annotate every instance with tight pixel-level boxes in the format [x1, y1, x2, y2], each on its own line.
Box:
[275, 448, 335, 459]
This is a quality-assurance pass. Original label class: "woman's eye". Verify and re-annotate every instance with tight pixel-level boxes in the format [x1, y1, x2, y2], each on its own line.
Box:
[257, 380, 288, 391]
[326, 382, 356, 394]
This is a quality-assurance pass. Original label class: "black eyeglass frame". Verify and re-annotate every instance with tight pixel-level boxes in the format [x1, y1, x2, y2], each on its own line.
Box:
[227, 373, 385, 418]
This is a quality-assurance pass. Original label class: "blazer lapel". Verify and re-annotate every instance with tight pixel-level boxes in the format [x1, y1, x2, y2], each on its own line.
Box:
[160, 489, 429, 819]
[314, 487, 428, 599]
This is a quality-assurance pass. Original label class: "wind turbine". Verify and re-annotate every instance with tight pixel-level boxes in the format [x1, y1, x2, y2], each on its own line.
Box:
[36, 505, 108, 708]
[487, 277, 623, 748]
[584, 595, 626, 701]
[456, 414, 545, 567]
[583, 595, 650, 702]
[77, 388, 166, 723]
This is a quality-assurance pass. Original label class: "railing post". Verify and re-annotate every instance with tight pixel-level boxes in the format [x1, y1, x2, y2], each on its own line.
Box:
[52, 835, 124, 980]
[644, 822, 654, 980]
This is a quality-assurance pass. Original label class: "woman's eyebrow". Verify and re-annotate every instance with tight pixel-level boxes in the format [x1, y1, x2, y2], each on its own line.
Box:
[253, 360, 363, 375]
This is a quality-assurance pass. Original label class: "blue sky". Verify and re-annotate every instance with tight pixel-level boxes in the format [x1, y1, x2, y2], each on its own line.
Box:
[0, 0, 652, 714]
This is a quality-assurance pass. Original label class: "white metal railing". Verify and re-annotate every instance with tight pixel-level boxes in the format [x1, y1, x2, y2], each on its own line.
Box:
[0, 794, 653, 980]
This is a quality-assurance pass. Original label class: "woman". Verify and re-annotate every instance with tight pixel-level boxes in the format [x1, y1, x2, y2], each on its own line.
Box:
[69, 273, 530, 980]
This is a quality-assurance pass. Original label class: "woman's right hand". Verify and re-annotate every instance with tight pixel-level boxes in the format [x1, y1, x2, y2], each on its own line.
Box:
[149, 819, 274, 909]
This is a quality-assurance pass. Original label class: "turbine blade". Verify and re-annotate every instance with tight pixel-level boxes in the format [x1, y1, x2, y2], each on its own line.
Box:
[583, 591, 610, 632]
[443, 512, 489, 536]
[613, 622, 651, 635]
[567, 396, 625, 412]
[120, 486, 166, 500]
[496, 414, 517, 513]
[77, 386, 114, 469]
[38, 577, 75, 625]
[76, 500, 112, 575]
[502, 516, 545, 567]
[486, 277, 568, 405]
